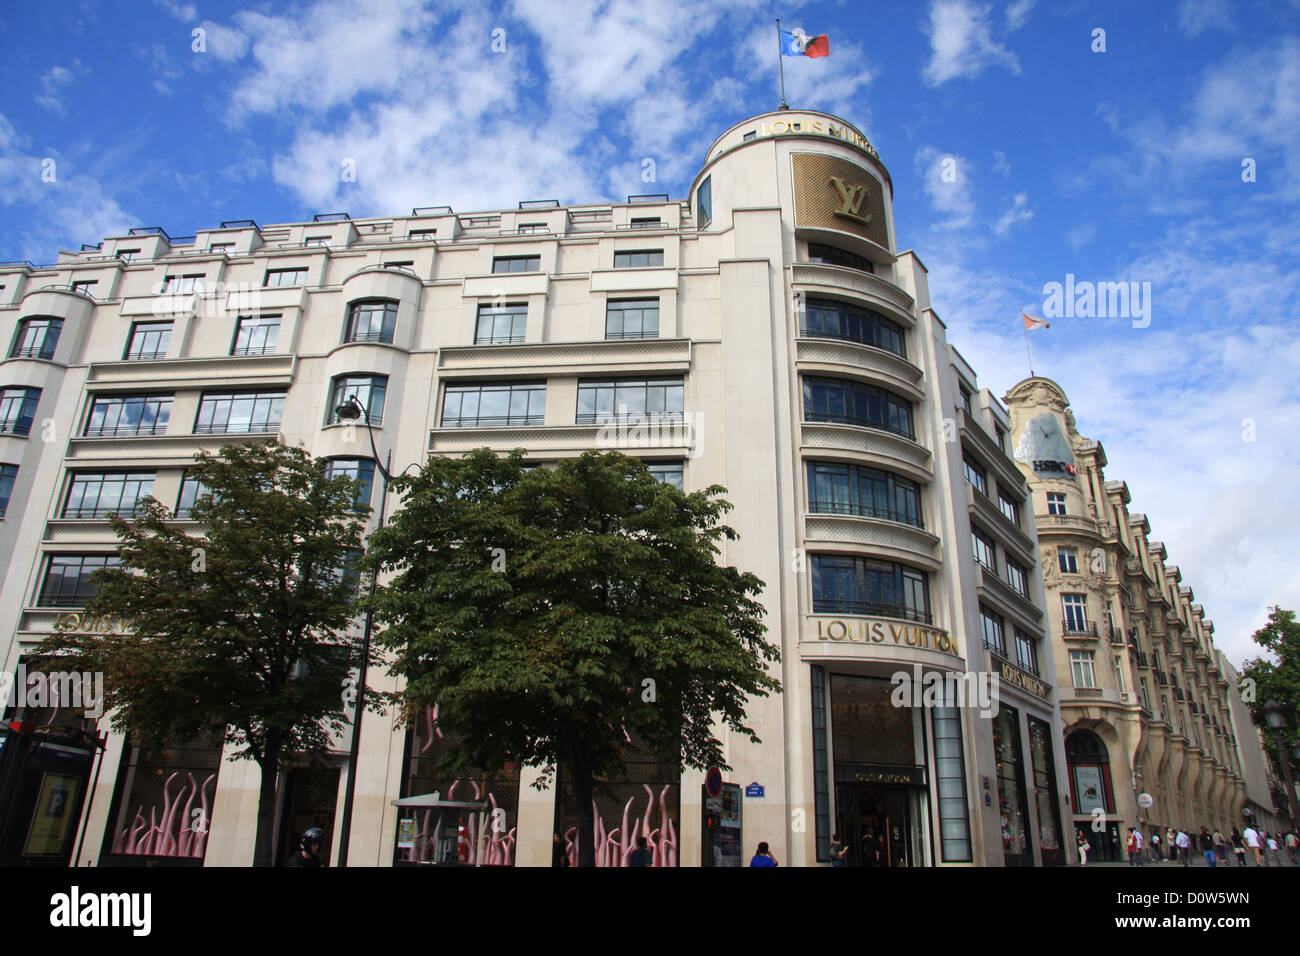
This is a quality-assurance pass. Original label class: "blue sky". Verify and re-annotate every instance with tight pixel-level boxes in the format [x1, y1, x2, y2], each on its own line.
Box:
[1, 0, 1297, 665]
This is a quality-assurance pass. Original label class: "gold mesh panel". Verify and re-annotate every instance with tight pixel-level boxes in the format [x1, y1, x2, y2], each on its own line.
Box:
[792, 153, 888, 248]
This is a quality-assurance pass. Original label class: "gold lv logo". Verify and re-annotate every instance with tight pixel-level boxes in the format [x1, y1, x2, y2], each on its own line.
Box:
[829, 177, 871, 224]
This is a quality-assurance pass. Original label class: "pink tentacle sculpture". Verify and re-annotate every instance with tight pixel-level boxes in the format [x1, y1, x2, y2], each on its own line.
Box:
[190, 773, 216, 859]
[177, 772, 199, 857]
[112, 825, 128, 855]
[619, 797, 633, 866]
[606, 828, 621, 868]
[659, 785, 674, 867]
[447, 780, 459, 800]
[564, 826, 578, 867]
[503, 828, 517, 867]
[593, 801, 606, 868]
[155, 772, 181, 856]
[431, 815, 444, 863]
[140, 807, 158, 856]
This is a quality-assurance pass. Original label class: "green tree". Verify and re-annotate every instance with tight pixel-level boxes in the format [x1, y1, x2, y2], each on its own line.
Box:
[364, 449, 780, 867]
[31, 441, 382, 867]
[1241, 606, 1300, 753]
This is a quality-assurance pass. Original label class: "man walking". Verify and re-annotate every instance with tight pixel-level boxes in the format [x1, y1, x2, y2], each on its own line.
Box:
[1176, 828, 1191, 866]
[1126, 827, 1141, 866]
[1199, 827, 1216, 867]
[1286, 830, 1298, 865]
[1243, 824, 1264, 866]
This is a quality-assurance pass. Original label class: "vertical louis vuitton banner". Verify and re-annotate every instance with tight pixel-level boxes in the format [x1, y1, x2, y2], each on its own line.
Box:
[791, 153, 889, 249]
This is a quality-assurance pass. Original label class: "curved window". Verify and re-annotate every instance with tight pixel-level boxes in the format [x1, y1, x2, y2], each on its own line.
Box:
[329, 375, 387, 425]
[802, 377, 913, 438]
[0, 387, 40, 435]
[10, 317, 63, 359]
[808, 243, 873, 274]
[323, 458, 376, 511]
[806, 461, 921, 527]
[1065, 730, 1113, 814]
[345, 300, 398, 344]
[810, 554, 930, 623]
[803, 299, 903, 356]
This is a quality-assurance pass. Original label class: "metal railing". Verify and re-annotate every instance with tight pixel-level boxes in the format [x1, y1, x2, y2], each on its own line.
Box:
[803, 410, 913, 440]
[811, 600, 932, 624]
[807, 500, 924, 529]
[441, 414, 545, 428]
[1062, 619, 1098, 636]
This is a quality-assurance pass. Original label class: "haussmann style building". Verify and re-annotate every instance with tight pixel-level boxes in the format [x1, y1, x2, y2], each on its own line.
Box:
[0, 110, 1079, 867]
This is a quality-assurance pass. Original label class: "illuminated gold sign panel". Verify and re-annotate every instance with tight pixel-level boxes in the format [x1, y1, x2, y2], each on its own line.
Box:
[792, 153, 888, 248]
[812, 617, 962, 658]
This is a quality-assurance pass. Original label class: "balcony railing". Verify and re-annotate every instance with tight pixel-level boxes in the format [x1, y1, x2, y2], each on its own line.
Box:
[1072, 687, 1104, 698]
[807, 500, 924, 529]
[803, 410, 913, 440]
[1108, 625, 1125, 645]
[11, 344, 58, 360]
[442, 414, 545, 428]
[604, 330, 661, 341]
[1061, 619, 1098, 637]
[575, 411, 683, 425]
[812, 600, 932, 624]
[62, 505, 146, 519]
[83, 421, 169, 437]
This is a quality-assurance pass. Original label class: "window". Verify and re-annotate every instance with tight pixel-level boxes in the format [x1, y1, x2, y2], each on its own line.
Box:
[382, 260, 414, 271]
[1046, 492, 1067, 515]
[971, 527, 996, 569]
[629, 217, 661, 230]
[232, 315, 280, 355]
[576, 378, 683, 423]
[980, 607, 1006, 655]
[995, 425, 1007, 453]
[997, 490, 1020, 526]
[475, 303, 527, 344]
[1070, 650, 1097, 688]
[0, 387, 40, 436]
[962, 454, 987, 494]
[210, 242, 235, 253]
[125, 321, 172, 360]
[802, 377, 913, 438]
[806, 461, 922, 527]
[1058, 547, 1079, 573]
[1005, 557, 1030, 598]
[71, 280, 98, 297]
[807, 243, 873, 273]
[38, 554, 122, 607]
[1062, 593, 1089, 632]
[811, 554, 930, 623]
[742, 130, 757, 142]
[613, 250, 663, 268]
[327, 376, 386, 426]
[304, 236, 330, 247]
[441, 382, 545, 427]
[84, 394, 170, 437]
[64, 472, 155, 519]
[646, 461, 683, 490]
[605, 298, 659, 340]
[1015, 632, 1039, 675]
[264, 268, 307, 287]
[116, 249, 141, 263]
[10, 317, 62, 359]
[323, 458, 376, 512]
[802, 299, 904, 356]
[492, 255, 540, 274]
[160, 274, 204, 294]
[175, 472, 210, 519]
[516, 223, 547, 235]
[407, 229, 437, 240]
[0, 463, 16, 518]
[959, 385, 972, 414]
[195, 390, 286, 433]
[345, 300, 398, 344]
[697, 177, 712, 229]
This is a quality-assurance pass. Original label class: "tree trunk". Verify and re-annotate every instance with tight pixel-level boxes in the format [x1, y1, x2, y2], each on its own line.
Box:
[568, 741, 597, 868]
[252, 730, 283, 867]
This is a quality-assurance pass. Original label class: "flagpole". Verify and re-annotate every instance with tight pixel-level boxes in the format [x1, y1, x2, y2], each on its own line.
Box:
[776, 19, 789, 109]
[1023, 326, 1035, 377]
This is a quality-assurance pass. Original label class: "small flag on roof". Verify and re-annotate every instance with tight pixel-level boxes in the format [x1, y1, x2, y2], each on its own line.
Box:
[1022, 313, 1051, 330]
[781, 29, 829, 58]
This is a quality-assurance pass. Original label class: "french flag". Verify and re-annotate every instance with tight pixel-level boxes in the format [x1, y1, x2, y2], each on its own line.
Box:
[781, 29, 829, 58]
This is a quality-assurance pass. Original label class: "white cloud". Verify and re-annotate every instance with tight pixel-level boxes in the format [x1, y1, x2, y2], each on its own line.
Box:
[993, 191, 1032, 233]
[1005, 0, 1035, 31]
[915, 147, 975, 229]
[1064, 221, 1096, 251]
[921, 0, 1020, 86]
[35, 64, 78, 115]
[992, 149, 1010, 177]
[1177, 0, 1233, 35]
[154, 0, 197, 21]
[196, 19, 251, 61]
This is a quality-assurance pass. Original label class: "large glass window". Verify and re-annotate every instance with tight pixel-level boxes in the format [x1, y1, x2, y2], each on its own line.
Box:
[802, 299, 903, 356]
[811, 554, 930, 622]
[441, 382, 545, 427]
[806, 461, 921, 527]
[577, 378, 683, 423]
[605, 298, 659, 340]
[327, 376, 385, 426]
[264, 268, 307, 287]
[1015, 631, 1039, 675]
[37, 554, 122, 607]
[64, 472, 155, 519]
[971, 526, 996, 569]
[696, 176, 712, 229]
[997, 490, 1021, 526]
[807, 243, 873, 273]
[992, 706, 1031, 863]
[1046, 492, 1067, 515]
[195, 390, 286, 433]
[933, 692, 973, 862]
[962, 454, 987, 495]
[802, 377, 913, 438]
[125, 321, 172, 360]
[175, 471, 210, 519]
[323, 458, 376, 512]
[491, 255, 540, 273]
[1062, 593, 1088, 632]
[232, 315, 280, 355]
[10, 317, 63, 359]
[84, 394, 170, 437]
[980, 607, 1006, 655]
[0, 463, 17, 518]
[646, 461, 683, 489]
[0, 387, 40, 435]
[1058, 547, 1078, 573]
[160, 274, 204, 294]
[345, 300, 398, 344]
[1005, 557, 1030, 598]
[475, 303, 527, 344]
[613, 250, 663, 268]
[1069, 650, 1097, 688]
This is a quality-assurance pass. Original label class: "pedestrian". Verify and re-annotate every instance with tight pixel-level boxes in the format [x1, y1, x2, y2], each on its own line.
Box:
[1286, 830, 1299, 865]
[1230, 828, 1246, 866]
[1243, 824, 1264, 866]
[861, 829, 879, 867]
[1165, 827, 1176, 861]
[1199, 826, 1216, 867]
[552, 832, 570, 867]
[1265, 833, 1281, 866]
[830, 832, 849, 867]
[1213, 828, 1227, 862]
[284, 826, 326, 867]
[749, 841, 778, 867]
[1176, 828, 1191, 866]
[1126, 827, 1141, 866]
[1150, 829, 1161, 862]
[628, 836, 653, 867]
[1077, 829, 1091, 865]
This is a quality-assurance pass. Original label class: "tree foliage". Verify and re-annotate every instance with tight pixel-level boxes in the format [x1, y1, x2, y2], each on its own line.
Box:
[363, 449, 780, 865]
[1241, 606, 1300, 754]
[31, 440, 382, 865]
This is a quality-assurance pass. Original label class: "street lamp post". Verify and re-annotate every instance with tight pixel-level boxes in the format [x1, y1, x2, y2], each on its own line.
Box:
[1262, 699, 1300, 830]
[332, 396, 392, 867]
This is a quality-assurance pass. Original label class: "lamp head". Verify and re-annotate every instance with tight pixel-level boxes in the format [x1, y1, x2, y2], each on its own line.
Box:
[334, 397, 364, 421]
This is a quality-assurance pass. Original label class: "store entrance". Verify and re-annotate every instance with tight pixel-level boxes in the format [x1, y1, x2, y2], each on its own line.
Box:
[837, 783, 916, 867]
